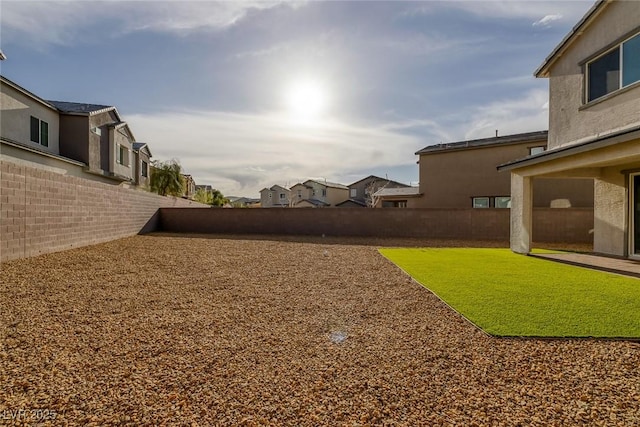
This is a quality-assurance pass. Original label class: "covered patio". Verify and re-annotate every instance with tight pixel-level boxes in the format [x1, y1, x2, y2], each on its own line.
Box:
[500, 125, 640, 259]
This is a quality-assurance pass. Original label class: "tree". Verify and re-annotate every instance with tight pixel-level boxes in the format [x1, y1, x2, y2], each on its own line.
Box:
[210, 189, 229, 207]
[193, 187, 213, 205]
[193, 187, 229, 207]
[365, 179, 389, 208]
[150, 160, 185, 197]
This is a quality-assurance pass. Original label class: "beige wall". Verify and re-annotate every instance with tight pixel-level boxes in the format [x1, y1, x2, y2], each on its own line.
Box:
[160, 206, 593, 244]
[290, 183, 311, 204]
[109, 126, 134, 179]
[417, 140, 593, 208]
[327, 187, 349, 206]
[546, 1, 640, 149]
[0, 155, 206, 262]
[593, 167, 627, 256]
[0, 82, 60, 155]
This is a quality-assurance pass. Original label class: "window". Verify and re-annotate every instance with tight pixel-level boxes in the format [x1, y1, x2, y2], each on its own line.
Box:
[350, 188, 357, 198]
[116, 145, 129, 166]
[587, 32, 640, 102]
[297, 190, 302, 198]
[30, 116, 49, 147]
[269, 193, 273, 198]
[495, 196, 511, 208]
[529, 146, 545, 156]
[141, 161, 148, 177]
[382, 200, 407, 208]
[279, 193, 286, 199]
[321, 189, 327, 197]
[472, 197, 490, 208]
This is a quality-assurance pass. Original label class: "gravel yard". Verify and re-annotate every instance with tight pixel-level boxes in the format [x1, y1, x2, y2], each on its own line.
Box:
[0, 234, 638, 426]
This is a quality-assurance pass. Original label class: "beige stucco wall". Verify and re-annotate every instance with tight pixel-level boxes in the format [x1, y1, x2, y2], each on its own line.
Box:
[593, 167, 627, 256]
[546, 1, 640, 149]
[290, 183, 311, 204]
[327, 188, 349, 206]
[416, 141, 593, 208]
[109, 126, 133, 179]
[0, 83, 60, 155]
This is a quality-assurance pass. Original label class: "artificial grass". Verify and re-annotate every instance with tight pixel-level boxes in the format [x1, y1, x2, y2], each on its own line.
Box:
[379, 248, 640, 338]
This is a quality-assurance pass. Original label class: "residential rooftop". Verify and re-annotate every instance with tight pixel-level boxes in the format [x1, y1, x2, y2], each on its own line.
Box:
[415, 130, 548, 155]
[48, 100, 116, 116]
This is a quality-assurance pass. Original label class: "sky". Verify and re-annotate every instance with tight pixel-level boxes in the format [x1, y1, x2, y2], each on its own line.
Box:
[0, 0, 595, 197]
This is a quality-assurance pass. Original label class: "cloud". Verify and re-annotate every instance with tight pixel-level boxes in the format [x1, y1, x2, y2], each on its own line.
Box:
[0, 1, 299, 47]
[401, 1, 589, 23]
[462, 89, 549, 140]
[533, 14, 563, 27]
[127, 109, 423, 196]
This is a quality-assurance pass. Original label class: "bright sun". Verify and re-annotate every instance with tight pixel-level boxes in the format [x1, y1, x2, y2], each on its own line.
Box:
[285, 80, 328, 122]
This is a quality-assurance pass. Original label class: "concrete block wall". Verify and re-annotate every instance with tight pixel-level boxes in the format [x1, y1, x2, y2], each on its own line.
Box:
[159, 207, 594, 243]
[0, 158, 205, 262]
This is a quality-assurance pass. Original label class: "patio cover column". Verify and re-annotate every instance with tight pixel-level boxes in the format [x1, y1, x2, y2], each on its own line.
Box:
[510, 172, 532, 254]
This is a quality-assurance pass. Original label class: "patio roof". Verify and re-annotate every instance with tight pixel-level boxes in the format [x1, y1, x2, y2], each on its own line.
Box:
[497, 124, 640, 174]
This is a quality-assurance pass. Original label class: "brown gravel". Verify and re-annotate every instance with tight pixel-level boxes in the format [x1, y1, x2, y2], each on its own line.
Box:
[0, 234, 637, 426]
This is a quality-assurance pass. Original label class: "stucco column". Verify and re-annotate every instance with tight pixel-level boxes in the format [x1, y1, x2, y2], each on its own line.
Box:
[510, 172, 532, 254]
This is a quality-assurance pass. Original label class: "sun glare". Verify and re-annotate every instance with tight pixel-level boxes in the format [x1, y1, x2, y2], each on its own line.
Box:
[285, 80, 328, 122]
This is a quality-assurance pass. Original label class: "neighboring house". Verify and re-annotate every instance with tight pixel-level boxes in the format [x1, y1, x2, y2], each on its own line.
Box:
[499, 0, 640, 258]
[227, 196, 260, 207]
[132, 142, 152, 188]
[1, 75, 149, 186]
[347, 175, 410, 207]
[290, 179, 349, 207]
[335, 199, 367, 208]
[182, 174, 196, 199]
[49, 100, 136, 182]
[373, 187, 422, 208]
[1, 76, 61, 157]
[260, 185, 290, 207]
[414, 131, 594, 209]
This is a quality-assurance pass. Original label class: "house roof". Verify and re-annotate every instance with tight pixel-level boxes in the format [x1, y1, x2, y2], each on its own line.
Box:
[497, 123, 640, 172]
[304, 179, 348, 190]
[296, 198, 331, 207]
[48, 100, 118, 117]
[335, 199, 367, 207]
[1, 75, 58, 111]
[415, 130, 548, 155]
[374, 187, 421, 197]
[534, 0, 609, 78]
[347, 175, 409, 188]
[132, 142, 152, 157]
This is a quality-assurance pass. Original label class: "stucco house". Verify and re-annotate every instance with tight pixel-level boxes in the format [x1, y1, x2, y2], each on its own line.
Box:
[182, 174, 197, 199]
[290, 179, 349, 207]
[499, 0, 640, 258]
[374, 187, 422, 208]
[1, 76, 61, 157]
[1, 75, 151, 188]
[132, 143, 152, 188]
[346, 175, 410, 207]
[415, 131, 594, 209]
[260, 185, 291, 207]
[48, 100, 137, 182]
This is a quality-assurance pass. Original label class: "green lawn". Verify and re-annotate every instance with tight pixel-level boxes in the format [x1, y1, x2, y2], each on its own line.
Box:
[379, 248, 640, 338]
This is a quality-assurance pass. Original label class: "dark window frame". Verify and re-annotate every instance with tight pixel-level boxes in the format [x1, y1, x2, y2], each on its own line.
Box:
[585, 31, 640, 103]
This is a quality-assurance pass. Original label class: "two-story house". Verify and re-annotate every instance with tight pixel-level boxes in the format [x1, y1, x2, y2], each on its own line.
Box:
[414, 131, 593, 209]
[500, 0, 640, 258]
[260, 185, 291, 207]
[342, 175, 410, 207]
[182, 174, 197, 199]
[290, 179, 349, 207]
[0, 75, 150, 187]
[132, 142, 152, 188]
[48, 100, 137, 182]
